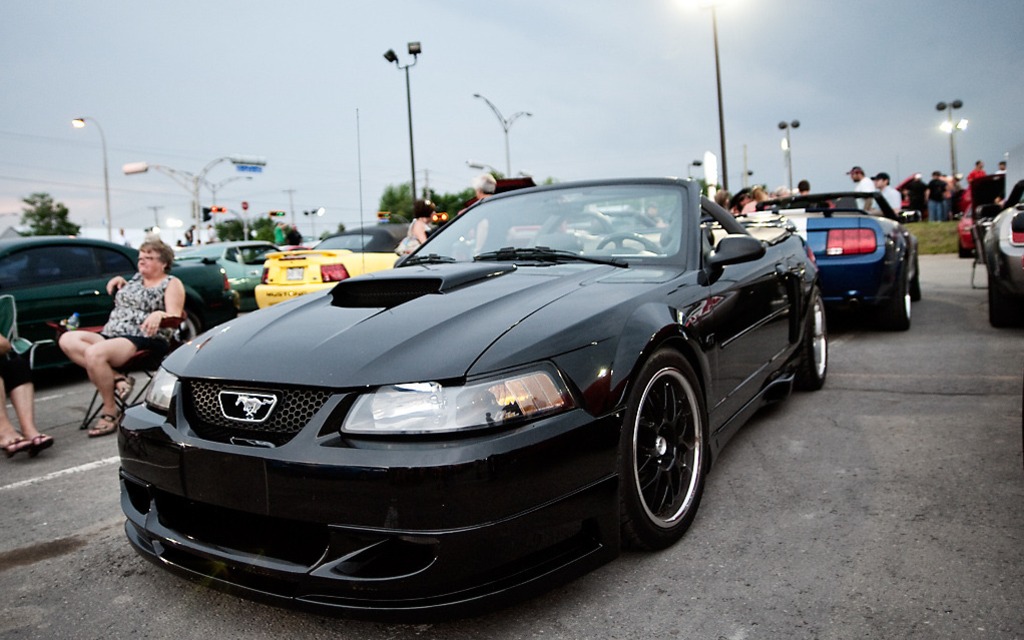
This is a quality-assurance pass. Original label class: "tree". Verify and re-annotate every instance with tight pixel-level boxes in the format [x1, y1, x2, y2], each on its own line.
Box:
[21, 192, 80, 236]
[378, 183, 414, 222]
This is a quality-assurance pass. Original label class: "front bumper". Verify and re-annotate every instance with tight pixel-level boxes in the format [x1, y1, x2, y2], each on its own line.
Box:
[118, 397, 622, 618]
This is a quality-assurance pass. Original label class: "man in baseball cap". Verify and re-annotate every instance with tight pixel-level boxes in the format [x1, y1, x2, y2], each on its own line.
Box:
[872, 172, 902, 211]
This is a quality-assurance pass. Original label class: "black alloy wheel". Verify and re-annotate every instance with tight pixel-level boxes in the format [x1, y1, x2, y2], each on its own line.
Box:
[619, 350, 708, 550]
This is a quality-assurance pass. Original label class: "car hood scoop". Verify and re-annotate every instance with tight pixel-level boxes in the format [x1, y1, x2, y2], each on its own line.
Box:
[330, 263, 517, 308]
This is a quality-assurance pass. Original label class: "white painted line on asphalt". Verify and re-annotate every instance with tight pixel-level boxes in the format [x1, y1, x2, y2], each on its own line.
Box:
[0, 456, 119, 492]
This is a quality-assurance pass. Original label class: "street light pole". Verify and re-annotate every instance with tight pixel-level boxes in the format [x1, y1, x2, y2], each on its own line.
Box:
[936, 100, 967, 178]
[472, 93, 532, 177]
[384, 42, 421, 199]
[778, 120, 799, 192]
[71, 117, 112, 241]
[709, 4, 729, 192]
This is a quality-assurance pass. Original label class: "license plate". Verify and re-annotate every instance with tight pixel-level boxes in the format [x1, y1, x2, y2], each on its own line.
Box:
[286, 267, 304, 281]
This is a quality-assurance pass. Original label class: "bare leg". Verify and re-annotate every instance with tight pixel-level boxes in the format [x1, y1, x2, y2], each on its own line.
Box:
[82, 338, 137, 430]
[8, 382, 39, 441]
[0, 380, 22, 446]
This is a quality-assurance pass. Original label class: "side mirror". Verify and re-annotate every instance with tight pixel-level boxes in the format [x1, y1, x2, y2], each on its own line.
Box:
[707, 234, 765, 269]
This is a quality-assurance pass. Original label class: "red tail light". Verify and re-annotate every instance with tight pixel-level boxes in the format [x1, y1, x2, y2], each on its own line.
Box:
[260, 267, 269, 285]
[220, 270, 231, 291]
[826, 229, 876, 255]
[320, 263, 350, 282]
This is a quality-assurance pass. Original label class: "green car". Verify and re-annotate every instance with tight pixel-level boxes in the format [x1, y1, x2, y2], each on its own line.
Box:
[176, 241, 279, 312]
[0, 236, 239, 369]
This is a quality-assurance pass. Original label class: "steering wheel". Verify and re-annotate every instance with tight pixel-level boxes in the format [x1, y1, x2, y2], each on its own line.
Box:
[596, 231, 660, 253]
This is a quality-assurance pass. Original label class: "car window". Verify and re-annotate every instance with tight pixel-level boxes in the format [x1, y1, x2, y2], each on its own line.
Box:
[0, 246, 107, 288]
[95, 247, 135, 276]
[428, 184, 685, 260]
[318, 235, 370, 251]
[239, 245, 277, 264]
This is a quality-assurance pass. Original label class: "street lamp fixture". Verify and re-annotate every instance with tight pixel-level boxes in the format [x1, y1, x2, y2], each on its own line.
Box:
[71, 117, 113, 241]
[384, 42, 422, 199]
[687, 160, 703, 179]
[778, 119, 800, 192]
[123, 155, 266, 230]
[466, 160, 500, 175]
[472, 93, 532, 177]
[936, 100, 967, 178]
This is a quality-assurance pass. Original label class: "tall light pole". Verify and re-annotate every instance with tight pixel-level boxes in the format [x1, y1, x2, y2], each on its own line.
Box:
[472, 93, 532, 177]
[71, 117, 112, 241]
[778, 119, 799, 192]
[936, 100, 967, 178]
[384, 42, 421, 199]
[703, 1, 729, 192]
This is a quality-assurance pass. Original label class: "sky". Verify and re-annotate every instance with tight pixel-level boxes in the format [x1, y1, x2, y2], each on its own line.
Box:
[2, 0, 1022, 243]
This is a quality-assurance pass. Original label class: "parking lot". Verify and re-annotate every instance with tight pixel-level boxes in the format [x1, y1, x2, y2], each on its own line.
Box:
[0, 253, 1021, 639]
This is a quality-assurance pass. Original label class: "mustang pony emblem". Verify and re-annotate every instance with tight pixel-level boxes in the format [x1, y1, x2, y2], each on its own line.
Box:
[218, 391, 278, 423]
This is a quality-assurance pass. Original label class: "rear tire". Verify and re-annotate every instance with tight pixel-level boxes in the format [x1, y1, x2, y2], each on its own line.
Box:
[989, 280, 1021, 327]
[877, 266, 911, 331]
[619, 350, 708, 550]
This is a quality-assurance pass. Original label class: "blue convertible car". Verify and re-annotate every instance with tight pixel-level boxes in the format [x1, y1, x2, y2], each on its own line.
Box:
[760, 192, 920, 331]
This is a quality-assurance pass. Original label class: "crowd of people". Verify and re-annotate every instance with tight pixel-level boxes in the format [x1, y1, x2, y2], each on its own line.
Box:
[712, 158, 1007, 221]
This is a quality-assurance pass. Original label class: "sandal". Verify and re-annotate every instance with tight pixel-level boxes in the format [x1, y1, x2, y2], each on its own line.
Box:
[115, 376, 136, 402]
[88, 413, 121, 438]
[27, 434, 55, 457]
[3, 435, 29, 458]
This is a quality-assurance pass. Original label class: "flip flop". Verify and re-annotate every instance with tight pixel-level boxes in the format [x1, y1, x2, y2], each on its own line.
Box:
[88, 413, 121, 438]
[27, 434, 54, 458]
[3, 436, 28, 458]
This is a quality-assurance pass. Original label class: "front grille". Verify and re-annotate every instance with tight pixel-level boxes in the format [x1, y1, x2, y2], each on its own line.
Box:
[183, 380, 332, 446]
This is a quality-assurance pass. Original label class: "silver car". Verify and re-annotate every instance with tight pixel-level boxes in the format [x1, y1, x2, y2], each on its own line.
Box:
[978, 179, 1024, 327]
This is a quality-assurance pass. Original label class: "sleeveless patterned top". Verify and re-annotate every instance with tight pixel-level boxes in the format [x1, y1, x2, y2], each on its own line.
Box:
[102, 274, 174, 343]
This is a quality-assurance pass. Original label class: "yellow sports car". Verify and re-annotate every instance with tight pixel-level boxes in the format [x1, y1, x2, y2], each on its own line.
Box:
[254, 225, 406, 309]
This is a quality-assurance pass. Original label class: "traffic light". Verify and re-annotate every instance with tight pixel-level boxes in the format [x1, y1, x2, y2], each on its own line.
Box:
[202, 206, 227, 221]
[269, 210, 287, 218]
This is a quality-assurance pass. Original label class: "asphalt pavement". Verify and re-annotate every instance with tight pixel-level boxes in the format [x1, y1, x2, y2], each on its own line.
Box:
[0, 253, 1021, 639]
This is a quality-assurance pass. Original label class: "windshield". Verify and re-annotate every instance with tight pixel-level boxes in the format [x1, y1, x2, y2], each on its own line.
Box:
[419, 184, 685, 262]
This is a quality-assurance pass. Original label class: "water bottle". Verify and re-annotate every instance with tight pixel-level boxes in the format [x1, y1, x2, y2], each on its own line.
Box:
[65, 312, 80, 331]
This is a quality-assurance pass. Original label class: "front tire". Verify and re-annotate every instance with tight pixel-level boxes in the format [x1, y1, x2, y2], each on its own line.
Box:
[795, 287, 828, 391]
[989, 279, 1021, 327]
[619, 350, 708, 550]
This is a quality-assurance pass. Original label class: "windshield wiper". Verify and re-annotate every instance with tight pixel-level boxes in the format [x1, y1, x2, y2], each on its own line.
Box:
[474, 246, 627, 267]
[403, 253, 457, 265]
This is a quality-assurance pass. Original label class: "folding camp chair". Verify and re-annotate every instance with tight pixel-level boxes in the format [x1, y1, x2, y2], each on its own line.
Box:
[0, 294, 54, 369]
[73, 314, 185, 430]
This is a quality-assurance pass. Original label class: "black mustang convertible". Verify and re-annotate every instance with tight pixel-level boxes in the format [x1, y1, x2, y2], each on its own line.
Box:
[118, 178, 827, 618]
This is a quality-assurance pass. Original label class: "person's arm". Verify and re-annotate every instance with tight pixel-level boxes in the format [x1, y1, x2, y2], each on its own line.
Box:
[140, 277, 186, 336]
[106, 275, 128, 296]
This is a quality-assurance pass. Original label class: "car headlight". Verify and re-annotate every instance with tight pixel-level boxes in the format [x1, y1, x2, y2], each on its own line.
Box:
[342, 366, 575, 435]
[145, 367, 178, 413]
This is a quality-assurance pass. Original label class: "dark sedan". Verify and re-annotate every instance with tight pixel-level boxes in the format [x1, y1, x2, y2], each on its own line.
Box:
[0, 236, 238, 368]
[118, 178, 827, 618]
[760, 191, 921, 330]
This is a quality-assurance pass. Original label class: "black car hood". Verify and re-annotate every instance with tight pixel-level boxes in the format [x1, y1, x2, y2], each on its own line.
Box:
[166, 262, 676, 387]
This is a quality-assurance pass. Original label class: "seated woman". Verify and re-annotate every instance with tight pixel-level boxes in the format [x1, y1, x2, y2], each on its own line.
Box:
[60, 240, 185, 437]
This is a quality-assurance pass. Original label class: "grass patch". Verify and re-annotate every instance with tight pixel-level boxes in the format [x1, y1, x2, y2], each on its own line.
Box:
[908, 220, 959, 254]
